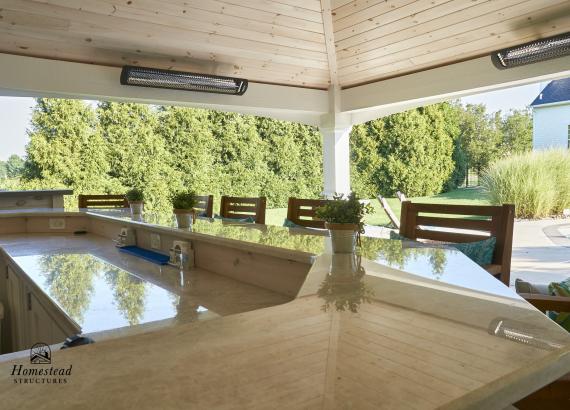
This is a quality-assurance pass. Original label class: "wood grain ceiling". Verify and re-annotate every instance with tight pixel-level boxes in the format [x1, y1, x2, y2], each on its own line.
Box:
[0, 0, 569, 90]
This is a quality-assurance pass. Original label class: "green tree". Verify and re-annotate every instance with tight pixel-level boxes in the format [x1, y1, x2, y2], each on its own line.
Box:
[157, 106, 217, 196]
[97, 102, 175, 212]
[209, 111, 269, 201]
[458, 104, 502, 176]
[441, 102, 467, 191]
[500, 109, 533, 155]
[359, 103, 455, 197]
[257, 117, 323, 206]
[23, 99, 117, 202]
[6, 154, 25, 178]
[350, 123, 381, 198]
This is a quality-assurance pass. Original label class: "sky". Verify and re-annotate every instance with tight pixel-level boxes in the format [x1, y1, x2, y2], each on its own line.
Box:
[0, 82, 545, 161]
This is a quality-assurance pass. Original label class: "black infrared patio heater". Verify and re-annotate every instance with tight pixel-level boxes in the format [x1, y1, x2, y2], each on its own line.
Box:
[492, 32, 570, 69]
[120, 66, 248, 95]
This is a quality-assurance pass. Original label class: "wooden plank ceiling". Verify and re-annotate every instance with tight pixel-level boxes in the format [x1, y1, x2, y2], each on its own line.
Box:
[0, 0, 569, 90]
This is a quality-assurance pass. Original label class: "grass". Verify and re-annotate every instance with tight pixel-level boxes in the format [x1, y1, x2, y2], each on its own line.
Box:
[266, 187, 490, 227]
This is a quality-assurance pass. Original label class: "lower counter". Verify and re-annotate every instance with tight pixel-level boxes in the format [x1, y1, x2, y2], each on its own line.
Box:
[0, 233, 294, 356]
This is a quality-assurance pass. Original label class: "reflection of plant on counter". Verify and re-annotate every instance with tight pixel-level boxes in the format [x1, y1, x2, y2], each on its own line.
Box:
[104, 268, 147, 326]
[316, 193, 373, 253]
[317, 255, 374, 313]
[40, 254, 100, 325]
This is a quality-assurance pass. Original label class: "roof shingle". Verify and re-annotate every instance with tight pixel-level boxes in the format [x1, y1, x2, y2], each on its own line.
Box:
[531, 78, 570, 106]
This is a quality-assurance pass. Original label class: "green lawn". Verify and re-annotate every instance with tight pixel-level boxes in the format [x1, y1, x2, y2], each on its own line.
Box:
[265, 187, 490, 227]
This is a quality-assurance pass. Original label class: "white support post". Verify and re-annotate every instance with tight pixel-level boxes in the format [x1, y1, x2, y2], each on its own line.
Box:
[320, 124, 352, 198]
[319, 86, 352, 198]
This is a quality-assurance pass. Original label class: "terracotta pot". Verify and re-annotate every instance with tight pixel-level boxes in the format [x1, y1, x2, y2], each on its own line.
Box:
[173, 209, 196, 228]
[129, 201, 144, 215]
[325, 222, 359, 254]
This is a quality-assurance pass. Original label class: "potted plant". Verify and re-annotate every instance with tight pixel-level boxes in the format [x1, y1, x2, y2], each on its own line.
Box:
[125, 188, 144, 215]
[315, 192, 373, 253]
[172, 191, 198, 229]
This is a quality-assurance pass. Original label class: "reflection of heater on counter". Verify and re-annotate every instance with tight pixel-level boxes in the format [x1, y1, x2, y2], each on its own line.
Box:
[489, 318, 566, 351]
[114, 227, 136, 248]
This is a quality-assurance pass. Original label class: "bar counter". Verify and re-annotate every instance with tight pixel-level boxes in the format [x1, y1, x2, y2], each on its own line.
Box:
[0, 209, 567, 409]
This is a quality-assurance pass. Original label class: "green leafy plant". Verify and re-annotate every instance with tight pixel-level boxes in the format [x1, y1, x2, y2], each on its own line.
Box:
[172, 191, 198, 210]
[315, 192, 373, 234]
[125, 188, 144, 202]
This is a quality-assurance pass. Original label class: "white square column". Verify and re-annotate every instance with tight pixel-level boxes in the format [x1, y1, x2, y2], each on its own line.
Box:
[320, 124, 352, 198]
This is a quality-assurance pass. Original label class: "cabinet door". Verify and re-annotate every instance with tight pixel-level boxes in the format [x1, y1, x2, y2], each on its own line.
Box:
[26, 291, 55, 347]
[6, 266, 24, 351]
[26, 289, 71, 347]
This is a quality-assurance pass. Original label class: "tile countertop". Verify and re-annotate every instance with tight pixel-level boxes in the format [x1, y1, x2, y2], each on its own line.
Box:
[0, 247, 568, 409]
[0, 234, 290, 339]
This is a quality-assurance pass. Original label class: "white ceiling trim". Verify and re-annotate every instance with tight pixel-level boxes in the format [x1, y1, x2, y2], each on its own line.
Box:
[0, 53, 329, 126]
[3, 52, 570, 128]
[342, 55, 570, 125]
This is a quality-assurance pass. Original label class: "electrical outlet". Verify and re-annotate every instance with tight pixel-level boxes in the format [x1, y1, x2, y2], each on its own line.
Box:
[150, 233, 161, 250]
[49, 218, 66, 230]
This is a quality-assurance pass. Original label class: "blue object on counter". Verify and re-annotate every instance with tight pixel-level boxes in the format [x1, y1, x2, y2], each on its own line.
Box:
[118, 246, 170, 265]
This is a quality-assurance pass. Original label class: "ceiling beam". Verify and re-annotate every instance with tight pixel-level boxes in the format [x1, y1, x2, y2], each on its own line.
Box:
[320, 0, 338, 89]
[0, 53, 329, 125]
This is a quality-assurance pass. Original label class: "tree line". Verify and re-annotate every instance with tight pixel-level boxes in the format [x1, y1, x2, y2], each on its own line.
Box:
[351, 102, 532, 197]
[2, 98, 532, 210]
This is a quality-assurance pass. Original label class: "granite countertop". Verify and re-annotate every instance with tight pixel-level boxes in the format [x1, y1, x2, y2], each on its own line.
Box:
[0, 234, 290, 339]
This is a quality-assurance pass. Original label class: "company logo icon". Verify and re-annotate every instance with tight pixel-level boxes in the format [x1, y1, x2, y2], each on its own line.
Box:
[30, 343, 51, 364]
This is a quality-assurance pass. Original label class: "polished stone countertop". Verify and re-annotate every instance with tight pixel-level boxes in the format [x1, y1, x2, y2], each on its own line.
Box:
[87, 209, 516, 298]
[0, 234, 290, 339]
[0, 210, 569, 408]
[0, 247, 568, 409]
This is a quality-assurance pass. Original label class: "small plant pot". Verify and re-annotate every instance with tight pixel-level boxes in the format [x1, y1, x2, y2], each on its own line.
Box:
[129, 201, 144, 215]
[174, 209, 196, 229]
[325, 222, 359, 254]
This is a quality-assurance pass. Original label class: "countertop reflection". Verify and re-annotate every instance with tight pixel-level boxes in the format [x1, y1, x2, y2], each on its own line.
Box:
[89, 209, 515, 298]
[15, 254, 183, 333]
[2, 234, 291, 338]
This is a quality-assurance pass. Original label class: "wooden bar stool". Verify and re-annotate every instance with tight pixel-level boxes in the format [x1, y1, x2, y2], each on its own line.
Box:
[399, 201, 515, 285]
[286, 197, 329, 229]
[219, 196, 266, 224]
[78, 194, 129, 209]
[194, 195, 214, 218]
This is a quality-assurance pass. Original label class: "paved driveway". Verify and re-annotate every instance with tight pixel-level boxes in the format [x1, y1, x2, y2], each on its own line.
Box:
[510, 219, 570, 286]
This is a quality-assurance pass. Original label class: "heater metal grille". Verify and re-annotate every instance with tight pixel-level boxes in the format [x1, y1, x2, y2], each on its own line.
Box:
[120, 66, 248, 95]
[492, 32, 570, 69]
